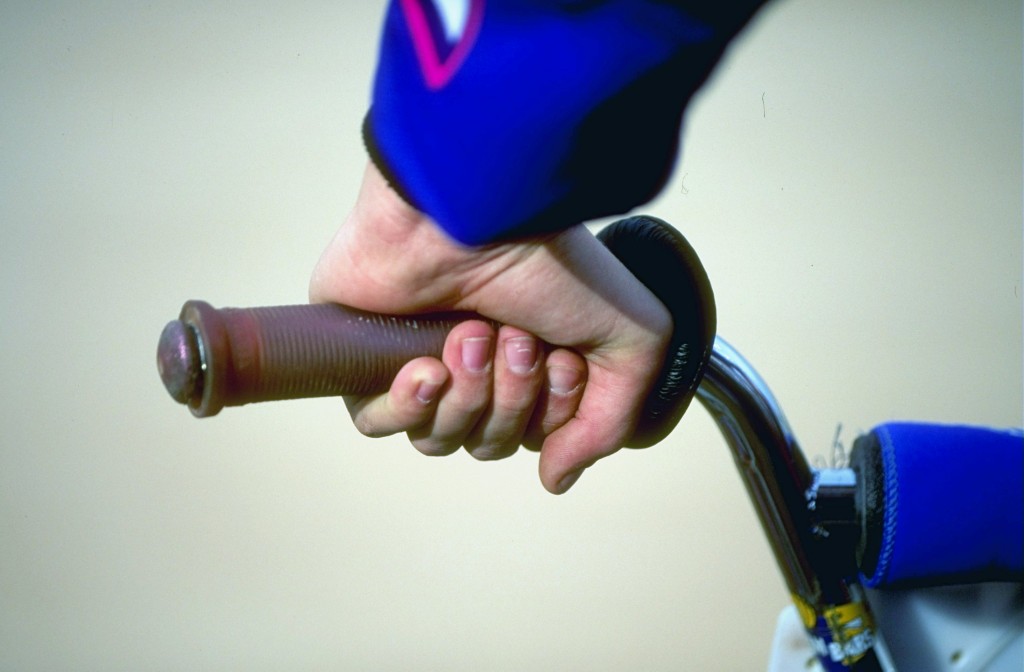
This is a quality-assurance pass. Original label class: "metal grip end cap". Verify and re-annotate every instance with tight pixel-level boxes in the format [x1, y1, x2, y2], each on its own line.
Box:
[157, 319, 201, 405]
[157, 300, 225, 417]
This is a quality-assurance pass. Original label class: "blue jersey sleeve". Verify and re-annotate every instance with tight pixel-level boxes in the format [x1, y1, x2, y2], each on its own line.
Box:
[365, 1, 767, 245]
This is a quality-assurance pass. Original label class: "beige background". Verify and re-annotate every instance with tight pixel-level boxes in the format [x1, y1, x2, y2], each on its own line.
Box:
[1, 1, 1021, 669]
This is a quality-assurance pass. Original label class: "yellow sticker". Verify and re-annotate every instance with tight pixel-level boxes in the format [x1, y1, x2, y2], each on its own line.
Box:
[791, 594, 877, 667]
[791, 593, 818, 629]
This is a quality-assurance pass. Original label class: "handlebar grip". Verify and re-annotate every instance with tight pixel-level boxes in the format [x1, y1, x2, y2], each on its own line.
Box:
[157, 301, 486, 417]
[157, 216, 717, 439]
[851, 422, 1024, 588]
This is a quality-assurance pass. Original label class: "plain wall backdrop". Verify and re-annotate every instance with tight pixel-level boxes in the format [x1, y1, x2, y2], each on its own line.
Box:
[1, 1, 1021, 669]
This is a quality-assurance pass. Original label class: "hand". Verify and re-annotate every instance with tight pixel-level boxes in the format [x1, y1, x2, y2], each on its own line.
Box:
[310, 162, 671, 494]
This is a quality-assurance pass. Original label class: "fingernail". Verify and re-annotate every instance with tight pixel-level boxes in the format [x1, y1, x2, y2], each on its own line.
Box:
[556, 468, 584, 494]
[548, 366, 583, 396]
[415, 379, 442, 404]
[461, 337, 492, 373]
[504, 336, 537, 375]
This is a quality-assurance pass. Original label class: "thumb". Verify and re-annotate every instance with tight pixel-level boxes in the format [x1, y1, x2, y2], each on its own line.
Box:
[537, 368, 637, 494]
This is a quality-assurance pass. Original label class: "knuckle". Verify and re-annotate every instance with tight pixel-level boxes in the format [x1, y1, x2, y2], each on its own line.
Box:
[540, 416, 567, 434]
[494, 395, 535, 417]
[533, 396, 577, 436]
[465, 437, 520, 462]
[413, 440, 459, 457]
[353, 415, 388, 438]
[452, 392, 489, 417]
[409, 425, 468, 457]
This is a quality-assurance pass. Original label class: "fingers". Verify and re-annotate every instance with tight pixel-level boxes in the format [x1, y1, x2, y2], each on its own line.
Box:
[407, 320, 496, 456]
[344, 318, 660, 496]
[523, 348, 586, 452]
[344, 320, 494, 451]
[537, 348, 664, 495]
[345, 320, 587, 464]
[536, 373, 628, 495]
[461, 326, 545, 460]
[344, 356, 449, 439]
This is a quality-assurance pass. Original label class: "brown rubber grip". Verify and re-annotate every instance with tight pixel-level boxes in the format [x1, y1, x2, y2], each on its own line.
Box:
[158, 300, 488, 417]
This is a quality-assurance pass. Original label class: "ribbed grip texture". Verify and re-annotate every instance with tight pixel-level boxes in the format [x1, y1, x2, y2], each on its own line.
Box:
[223, 305, 468, 402]
[175, 300, 488, 416]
